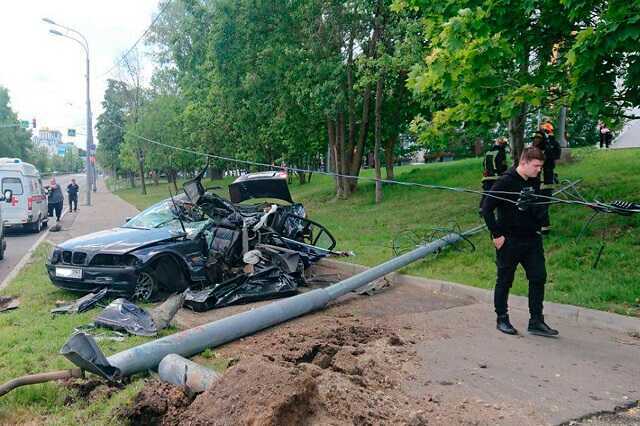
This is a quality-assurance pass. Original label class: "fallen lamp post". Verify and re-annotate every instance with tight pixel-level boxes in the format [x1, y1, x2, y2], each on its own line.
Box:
[0, 224, 485, 397]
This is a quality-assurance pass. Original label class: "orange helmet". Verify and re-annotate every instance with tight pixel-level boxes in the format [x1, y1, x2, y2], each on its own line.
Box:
[541, 122, 554, 135]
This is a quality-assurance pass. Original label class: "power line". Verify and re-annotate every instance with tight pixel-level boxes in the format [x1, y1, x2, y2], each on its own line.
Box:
[97, 0, 174, 79]
[103, 117, 640, 216]
[105, 116, 625, 212]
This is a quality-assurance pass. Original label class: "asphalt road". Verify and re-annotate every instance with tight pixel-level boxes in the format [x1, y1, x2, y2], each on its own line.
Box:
[0, 173, 84, 285]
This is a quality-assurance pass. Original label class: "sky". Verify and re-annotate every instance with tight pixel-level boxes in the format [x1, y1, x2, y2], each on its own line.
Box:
[0, 0, 160, 148]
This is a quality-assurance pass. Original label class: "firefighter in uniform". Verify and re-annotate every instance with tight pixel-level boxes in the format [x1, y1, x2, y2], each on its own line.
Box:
[532, 122, 561, 234]
[479, 137, 509, 214]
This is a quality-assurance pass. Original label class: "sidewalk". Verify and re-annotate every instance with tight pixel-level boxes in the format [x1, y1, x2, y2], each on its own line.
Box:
[47, 177, 139, 246]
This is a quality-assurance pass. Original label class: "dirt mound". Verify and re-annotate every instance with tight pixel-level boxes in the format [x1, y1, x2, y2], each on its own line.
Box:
[120, 321, 423, 425]
[179, 359, 318, 426]
[118, 380, 194, 425]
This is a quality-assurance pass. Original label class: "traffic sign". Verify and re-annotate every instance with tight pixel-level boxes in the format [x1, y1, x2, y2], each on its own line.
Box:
[68, 129, 76, 137]
[20, 121, 29, 129]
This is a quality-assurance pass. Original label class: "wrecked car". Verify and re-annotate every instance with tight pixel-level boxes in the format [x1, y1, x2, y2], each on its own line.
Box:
[46, 169, 339, 303]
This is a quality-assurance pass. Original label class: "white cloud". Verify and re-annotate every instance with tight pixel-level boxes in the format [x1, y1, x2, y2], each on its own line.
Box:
[0, 0, 160, 147]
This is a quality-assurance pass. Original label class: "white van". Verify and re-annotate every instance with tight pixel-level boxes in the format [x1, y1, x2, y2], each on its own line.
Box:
[0, 158, 48, 232]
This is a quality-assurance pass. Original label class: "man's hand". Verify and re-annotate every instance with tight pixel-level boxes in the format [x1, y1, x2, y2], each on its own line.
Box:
[493, 236, 506, 250]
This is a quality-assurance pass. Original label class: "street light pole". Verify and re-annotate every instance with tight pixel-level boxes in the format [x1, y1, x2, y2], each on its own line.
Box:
[43, 18, 93, 205]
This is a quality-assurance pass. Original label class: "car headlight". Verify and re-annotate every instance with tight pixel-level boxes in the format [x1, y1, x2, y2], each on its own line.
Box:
[49, 247, 61, 264]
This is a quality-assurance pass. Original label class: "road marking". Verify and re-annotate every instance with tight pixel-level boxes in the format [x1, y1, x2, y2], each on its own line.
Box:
[0, 207, 68, 291]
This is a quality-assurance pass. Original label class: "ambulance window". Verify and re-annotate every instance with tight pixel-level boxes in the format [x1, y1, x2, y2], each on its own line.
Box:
[2, 178, 23, 195]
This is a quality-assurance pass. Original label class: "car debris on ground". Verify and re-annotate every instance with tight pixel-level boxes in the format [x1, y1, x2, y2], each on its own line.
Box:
[0, 295, 19, 312]
[51, 288, 108, 315]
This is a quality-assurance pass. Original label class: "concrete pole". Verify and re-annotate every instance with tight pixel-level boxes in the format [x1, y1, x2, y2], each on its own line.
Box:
[85, 55, 93, 203]
[106, 225, 486, 376]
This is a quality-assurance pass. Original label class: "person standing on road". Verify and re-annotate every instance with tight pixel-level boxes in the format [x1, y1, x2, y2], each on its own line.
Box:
[46, 178, 64, 222]
[479, 137, 509, 214]
[481, 146, 559, 337]
[67, 179, 79, 212]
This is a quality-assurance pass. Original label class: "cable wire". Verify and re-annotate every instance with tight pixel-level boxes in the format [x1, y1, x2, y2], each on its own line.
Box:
[97, 0, 174, 79]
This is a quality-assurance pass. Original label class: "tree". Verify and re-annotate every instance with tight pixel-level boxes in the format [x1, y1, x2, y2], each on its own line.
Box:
[96, 79, 128, 176]
[0, 86, 34, 159]
[564, 0, 640, 124]
[398, 0, 576, 161]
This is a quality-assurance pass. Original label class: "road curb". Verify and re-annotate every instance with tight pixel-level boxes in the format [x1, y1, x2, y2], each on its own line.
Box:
[317, 258, 640, 334]
[0, 208, 67, 292]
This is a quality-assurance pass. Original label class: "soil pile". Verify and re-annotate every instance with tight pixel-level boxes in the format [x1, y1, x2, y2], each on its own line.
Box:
[119, 320, 428, 425]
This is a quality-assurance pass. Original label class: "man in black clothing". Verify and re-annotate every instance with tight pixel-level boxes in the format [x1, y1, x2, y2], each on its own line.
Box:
[46, 178, 64, 222]
[481, 146, 558, 337]
[479, 137, 509, 214]
[67, 179, 79, 212]
[532, 124, 561, 234]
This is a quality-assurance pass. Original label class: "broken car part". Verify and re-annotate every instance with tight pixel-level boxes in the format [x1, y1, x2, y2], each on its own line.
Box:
[0, 296, 20, 313]
[158, 354, 220, 394]
[51, 288, 108, 315]
[94, 298, 158, 337]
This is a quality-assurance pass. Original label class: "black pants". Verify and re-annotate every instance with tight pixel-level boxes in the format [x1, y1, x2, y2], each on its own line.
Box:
[48, 202, 63, 221]
[69, 195, 78, 211]
[495, 236, 547, 318]
[479, 180, 496, 212]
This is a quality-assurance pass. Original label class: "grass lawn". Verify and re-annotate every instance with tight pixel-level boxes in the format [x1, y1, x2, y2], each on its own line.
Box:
[113, 147, 640, 316]
[0, 244, 229, 425]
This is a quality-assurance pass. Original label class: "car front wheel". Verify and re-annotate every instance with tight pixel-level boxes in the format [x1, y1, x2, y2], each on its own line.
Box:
[132, 270, 158, 301]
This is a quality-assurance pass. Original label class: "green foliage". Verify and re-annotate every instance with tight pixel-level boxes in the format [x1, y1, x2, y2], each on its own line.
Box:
[0, 86, 34, 160]
[564, 0, 640, 123]
[96, 80, 129, 173]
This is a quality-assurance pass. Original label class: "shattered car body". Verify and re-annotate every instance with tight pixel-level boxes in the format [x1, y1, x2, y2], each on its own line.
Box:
[46, 169, 339, 305]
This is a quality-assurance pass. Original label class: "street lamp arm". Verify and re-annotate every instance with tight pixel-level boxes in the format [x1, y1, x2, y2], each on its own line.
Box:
[43, 18, 89, 51]
[51, 31, 89, 57]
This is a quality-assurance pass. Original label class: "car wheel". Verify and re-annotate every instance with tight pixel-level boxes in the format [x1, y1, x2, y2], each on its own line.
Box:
[132, 270, 158, 301]
[30, 217, 42, 233]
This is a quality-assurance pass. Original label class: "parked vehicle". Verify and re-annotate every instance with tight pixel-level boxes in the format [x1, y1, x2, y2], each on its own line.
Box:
[0, 158, 48, 232]
[46, 169, 338, 301]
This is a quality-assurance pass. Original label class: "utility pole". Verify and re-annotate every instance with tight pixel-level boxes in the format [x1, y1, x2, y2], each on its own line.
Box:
[43, 18, 93, 205]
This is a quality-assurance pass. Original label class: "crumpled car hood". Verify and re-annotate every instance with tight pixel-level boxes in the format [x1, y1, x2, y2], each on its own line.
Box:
[58, 227, 185, 255]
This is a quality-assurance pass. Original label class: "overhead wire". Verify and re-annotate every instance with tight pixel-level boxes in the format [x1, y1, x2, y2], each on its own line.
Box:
[103, 116, 640, 216]
[96, 0, 174, 79]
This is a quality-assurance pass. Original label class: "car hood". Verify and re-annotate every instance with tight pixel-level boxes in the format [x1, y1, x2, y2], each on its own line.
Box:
[57, 227, 185, 255]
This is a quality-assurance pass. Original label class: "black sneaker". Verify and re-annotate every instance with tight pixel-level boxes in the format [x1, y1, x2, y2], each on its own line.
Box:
[497, 315, 518, 335]
[528, 317, 559, 337]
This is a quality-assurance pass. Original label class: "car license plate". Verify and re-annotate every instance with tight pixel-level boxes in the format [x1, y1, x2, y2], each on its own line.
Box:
[56, 267, 82, 279]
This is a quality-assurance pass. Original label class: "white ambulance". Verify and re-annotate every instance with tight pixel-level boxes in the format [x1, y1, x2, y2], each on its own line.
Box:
[0, 158, 48, 233]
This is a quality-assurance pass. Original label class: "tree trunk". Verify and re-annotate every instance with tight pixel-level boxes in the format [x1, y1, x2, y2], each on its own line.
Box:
[152, 170, 159, 186]
[128, 171, 135, 188]
[137, 149, 147, 195]
[297, 172, 307, 185]
[509, 103, 527, 164]
[327, 117, 339, 195]
[384, 136, 396, 180]
[374, 76, 384, 204]
[337, 112, 349, 199]
[557, 106, 567, 148]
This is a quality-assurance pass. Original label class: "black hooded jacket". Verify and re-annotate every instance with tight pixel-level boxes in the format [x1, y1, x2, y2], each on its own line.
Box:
[481, 167, 544, 239]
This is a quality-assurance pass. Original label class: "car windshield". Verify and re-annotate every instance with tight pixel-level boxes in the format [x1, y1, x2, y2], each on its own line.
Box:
[122, 200, 210, 236]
